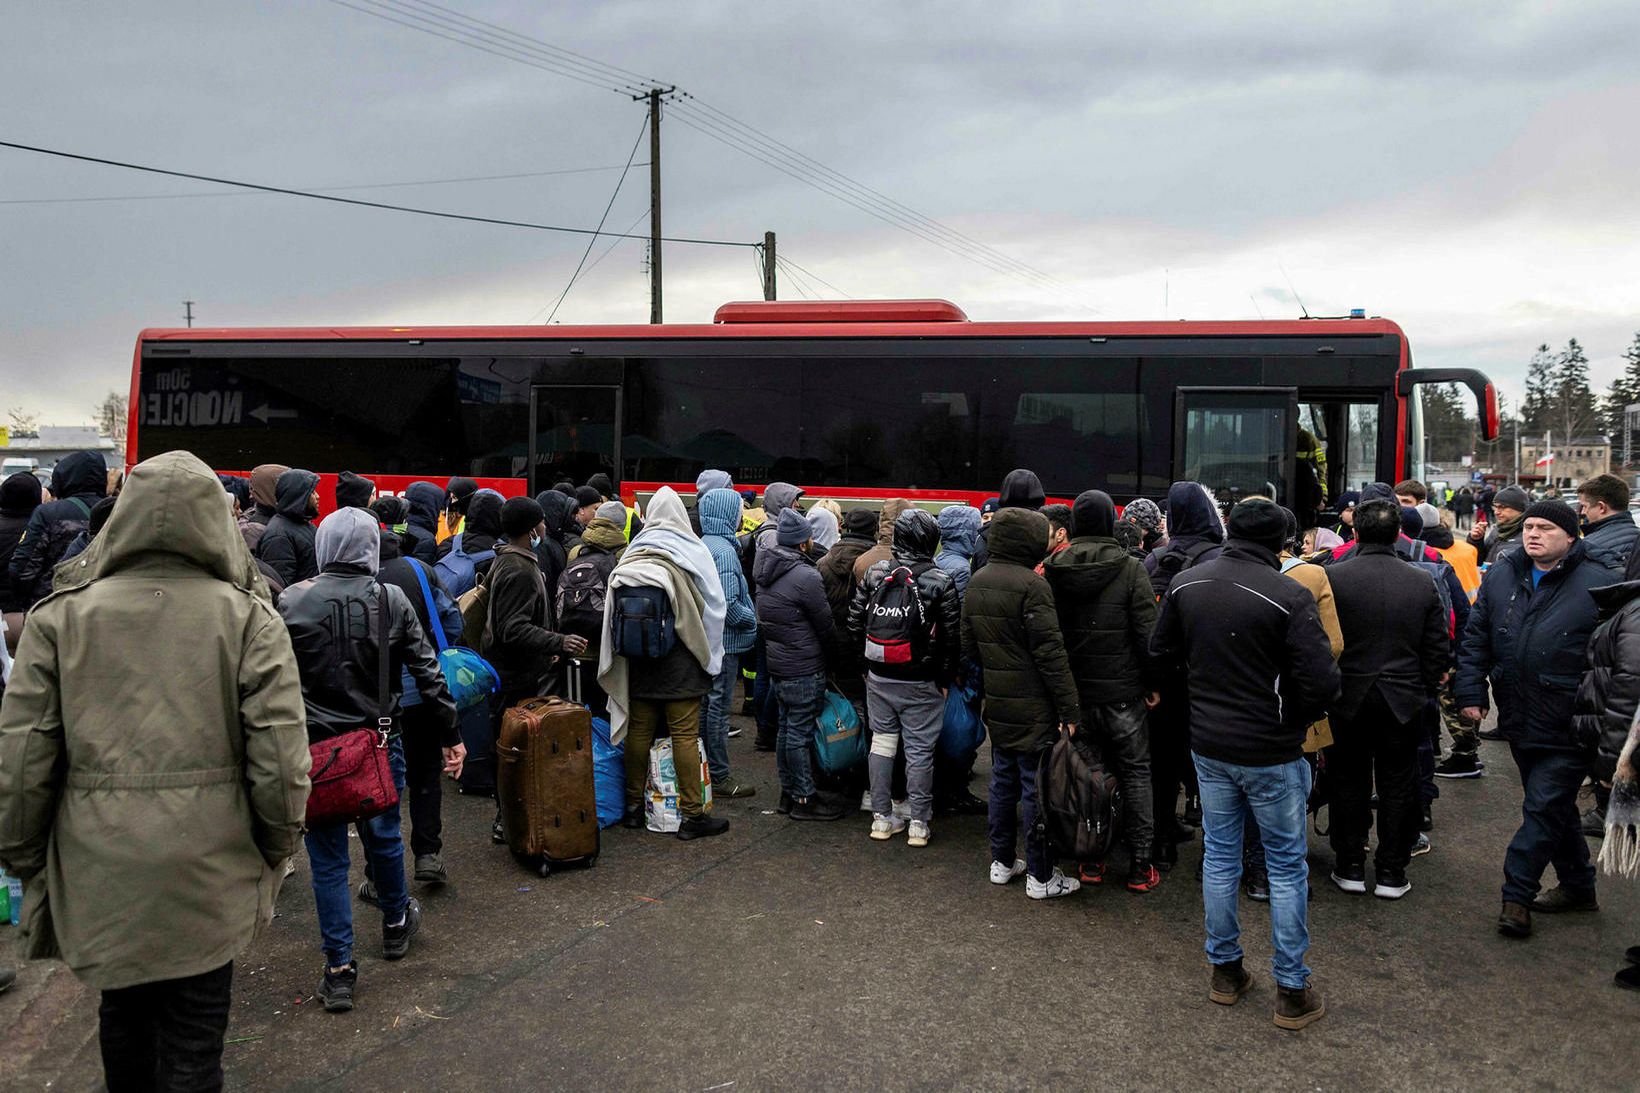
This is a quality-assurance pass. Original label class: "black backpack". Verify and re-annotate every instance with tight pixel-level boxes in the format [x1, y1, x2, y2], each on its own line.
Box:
[610, 584, 677, 659]
[556, 553, 615, 640]
[1038, 735, 1122, 862]
[1149, 538, 1217, 599]
[863, 564, 930, 667]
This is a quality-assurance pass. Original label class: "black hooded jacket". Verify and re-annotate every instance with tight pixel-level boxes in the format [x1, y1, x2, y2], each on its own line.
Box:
[973, 468, 1046, 572]
[848, 509, 962, 685]
[533, 489, 576, 597]
[0, 472, 44, 613]
[754, 540, 833, 679]
[255, 469, 320, 588]
[1573, 579, 1640, 782]
[436, 489, 504, 572]
[400, 481, 444, 565]
[1145, 481, 1225, 597]
[1044, 491, 1158, 703]
[8, 450, 108, 609]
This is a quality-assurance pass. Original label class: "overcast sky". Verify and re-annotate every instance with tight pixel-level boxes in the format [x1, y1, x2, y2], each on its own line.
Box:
[4, 1, 1638, 426]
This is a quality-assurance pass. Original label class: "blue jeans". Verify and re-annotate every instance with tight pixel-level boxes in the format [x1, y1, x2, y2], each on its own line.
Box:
[1503, 744, 1595, 905]
[1193, 752, 1312, 990]
[988, 744, 1050, 882]
[774, 671, 826, 799]
[699, 650, 740, 785]
[305, 738, 409, 967]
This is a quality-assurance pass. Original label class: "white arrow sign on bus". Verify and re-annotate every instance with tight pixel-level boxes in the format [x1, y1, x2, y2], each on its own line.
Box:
[249, 404, 297, 424]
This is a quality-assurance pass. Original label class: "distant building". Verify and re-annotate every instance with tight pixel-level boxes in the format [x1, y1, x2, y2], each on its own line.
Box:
[0, 426, 119, 477]
[1519, 435, 1610, 490]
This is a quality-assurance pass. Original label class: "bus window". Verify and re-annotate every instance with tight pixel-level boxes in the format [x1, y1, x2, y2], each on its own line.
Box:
[1174, 388, 1296, 506]
[978, 358, 1141, 498]
[533, 385, 617, 491]
[800, 360, 978, 490]
[623, 358, 800, 486]
[1344, 402, 1380, 493]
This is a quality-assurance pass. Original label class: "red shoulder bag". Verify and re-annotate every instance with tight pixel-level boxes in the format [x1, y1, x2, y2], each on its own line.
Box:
[305, 590, 400, 827]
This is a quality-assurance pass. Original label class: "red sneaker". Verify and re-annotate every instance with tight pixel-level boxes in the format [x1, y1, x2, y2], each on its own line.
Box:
[1078, 861, 1106, 885]
[1127, 862, 1161, 893]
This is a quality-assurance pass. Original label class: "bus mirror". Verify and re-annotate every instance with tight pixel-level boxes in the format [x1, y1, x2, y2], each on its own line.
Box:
[1396, 367, 1500, 442]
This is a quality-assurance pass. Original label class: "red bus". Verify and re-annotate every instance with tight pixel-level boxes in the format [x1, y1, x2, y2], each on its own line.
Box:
[127, 299, 1498, 516]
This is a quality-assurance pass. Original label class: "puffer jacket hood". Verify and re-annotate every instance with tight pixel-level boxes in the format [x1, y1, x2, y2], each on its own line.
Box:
[465, 489, 506, 540]
[1045, 534, 1159, 702]
[1165, 481, 1224, 543]
[1046, 534, 1130, 596]
[535, 489, 577, 542]
[695, 469, 734, 495]
[580, 517, 628, 554]
[986, 508, 1050, 567]
[249, 464, 288, 510]
[404, 481, 444, 533]
[50, 450, 108, 501]
[55, 451, 268, 596]
[892, 508, 940, 562]
[273, 469, 319, 521]
[763, 481, 804, 519]
[936, 504, 980, 558]
[1071, 490, 1116, 538]
[315, 507, 381, 574]
[999, 468, 1046, 511]
[698, 487, 744, 540]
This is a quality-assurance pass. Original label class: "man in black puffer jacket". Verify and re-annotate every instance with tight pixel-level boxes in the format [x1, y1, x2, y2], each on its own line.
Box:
[1045, 489, 1161, 892]
[1573, 577, 1640, 804]
[399, 481, 444, 565]
[8, 450, 108, 610]
[961, 506, 1083, 900]
[848, 508, 961, 847]
[1456, 498, 1614, 938]
[255, 468, 320, 588]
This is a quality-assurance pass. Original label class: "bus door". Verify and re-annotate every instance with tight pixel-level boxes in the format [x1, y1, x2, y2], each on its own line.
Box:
[531, 385, 620, 494]
[1173, 387, 1298, 508]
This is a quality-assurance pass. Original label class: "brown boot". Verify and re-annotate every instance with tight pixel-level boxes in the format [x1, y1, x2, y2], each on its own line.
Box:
[1274, 981, 1325, 1030]
[1497, 900, 1532, 938]
[1209, 959, 1254, 1005]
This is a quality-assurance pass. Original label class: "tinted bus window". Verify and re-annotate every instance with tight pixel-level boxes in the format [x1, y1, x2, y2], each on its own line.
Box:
[800, 360, 978, 490]
[622, 358, 801, 485]
[977, 358, 1141, 498]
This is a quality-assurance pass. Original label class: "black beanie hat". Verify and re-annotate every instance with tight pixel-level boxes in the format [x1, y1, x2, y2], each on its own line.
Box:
[842, 508, 880, 539]
[586, 473, 615, 499]
[335, 471, 376, 510]
[1227, 498, 1288, 552]
[1071, 490, 1116, 538]
[1400, 505, 1425, 538]
[501, 495, 546, 539]
[1, 471, 43, 517]
[574, 486, 603, 509]
[1523, 498, 1579, 540]
[1494, 485, 1530, 513]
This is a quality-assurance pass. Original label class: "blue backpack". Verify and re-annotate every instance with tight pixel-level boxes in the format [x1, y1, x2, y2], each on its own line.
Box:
[813, 690, 866, 774]
[434, 533, 496, 600]
[408, 561, 500, 713]
[611, 584, 677, 659]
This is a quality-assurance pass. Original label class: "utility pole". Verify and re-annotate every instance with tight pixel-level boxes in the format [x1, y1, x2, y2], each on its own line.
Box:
[183, 300, 194, 328]
[633, 86, 674, 324]
[762, 231, 777, 300]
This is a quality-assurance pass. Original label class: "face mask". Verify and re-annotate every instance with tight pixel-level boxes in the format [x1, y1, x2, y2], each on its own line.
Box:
[530, 534, 542, 549]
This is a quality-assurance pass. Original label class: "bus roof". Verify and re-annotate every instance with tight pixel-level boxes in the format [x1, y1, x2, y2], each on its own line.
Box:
[137, 303, 1407, 344]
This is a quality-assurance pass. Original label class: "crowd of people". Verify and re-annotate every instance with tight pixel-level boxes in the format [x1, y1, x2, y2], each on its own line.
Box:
[1, 448, 1638, 1086]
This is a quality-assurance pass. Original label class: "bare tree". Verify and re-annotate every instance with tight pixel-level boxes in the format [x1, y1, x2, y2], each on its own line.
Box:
[7, 406, 38, 438]
[96, 391, 129, 449]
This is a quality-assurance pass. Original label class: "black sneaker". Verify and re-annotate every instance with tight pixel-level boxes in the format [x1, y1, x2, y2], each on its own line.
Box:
[1581, 805, 1607, 838]
[789, 795, 847, 821]
[1373, 866, 1411, 900]
[753, 733, 777, 752]
[1420, 802, 1434, 832]
[357, 878, 379, 906]
[677, 814, 730, 840]
[1530, 886, 1599, 914]
[1243, 869, 1271, 902]
[621, 807, 644, 829]
[935, 789, 989, 816]
[0, 966, 16, 995]
[1331, 862, 1367, 894]
[413, 854, 448, 887]
[317, 963, 357, 1013]
[1434, 754, 1483, 779]
[382, 899, 421, 961]
[491, 817, 506, 844]
[777, 792, 793, 815]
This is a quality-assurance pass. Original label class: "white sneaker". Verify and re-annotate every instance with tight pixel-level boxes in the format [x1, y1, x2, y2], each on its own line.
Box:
[1411, 833, 1431, 858]
[726, 726, 743, 738]
[1026, 868, 1082, 900]
[990, 859, 1027, 885]
[869, 813, 907, 841]
[860, 791, 873, 812]
[907, 820, 930, 847]
[892, 799, 912, 820]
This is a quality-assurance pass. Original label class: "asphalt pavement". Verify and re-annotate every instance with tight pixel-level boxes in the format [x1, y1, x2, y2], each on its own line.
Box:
[4, 717, 1638, 1091]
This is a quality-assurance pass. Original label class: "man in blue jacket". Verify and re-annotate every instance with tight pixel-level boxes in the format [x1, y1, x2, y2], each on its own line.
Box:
[1456, 499, 1615, 939]
[698, 486, 757, 799]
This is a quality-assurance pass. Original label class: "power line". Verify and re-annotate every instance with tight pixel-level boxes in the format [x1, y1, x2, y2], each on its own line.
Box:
[777, 254, 850, 298]
[538, 114, 648, 324]
[0, 139, 752, 247]
[0, 162, 651, 205]
[578, 208, 650, 280]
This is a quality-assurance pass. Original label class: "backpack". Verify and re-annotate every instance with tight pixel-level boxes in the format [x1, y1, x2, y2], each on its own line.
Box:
[434, 532, 496, 599]
[1149, 539, 1217, 599]
[863, 564, 930, 666]
[557, 553, 615, 640]
[1037, 735, 1122, 862]
[812, 690, 866, 774]
[457, 575, 490, 657]
[610, 584, 677, 659]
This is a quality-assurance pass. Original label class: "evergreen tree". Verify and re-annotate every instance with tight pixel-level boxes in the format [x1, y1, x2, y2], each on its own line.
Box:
[1520, 344, 1556, 434]
[1555, 337, 1599, 440]
[1604, 330, 1640, 460]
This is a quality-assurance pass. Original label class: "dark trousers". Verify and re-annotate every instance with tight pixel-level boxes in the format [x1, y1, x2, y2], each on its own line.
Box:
[753, 636, 779, 746]
[401, 703, 445, 858]
[988, 743, 1051, 881]
[1503, 744, 1596, 905]
[1149, 694, 1189, 847]
[1418, 699, 1440, 805]
[1328, 691, 1421, 872]
[99, 961, 233, 1093]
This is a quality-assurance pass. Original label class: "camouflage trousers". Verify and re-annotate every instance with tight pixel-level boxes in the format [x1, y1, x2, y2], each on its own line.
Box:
[1438, 681, 1479, 758]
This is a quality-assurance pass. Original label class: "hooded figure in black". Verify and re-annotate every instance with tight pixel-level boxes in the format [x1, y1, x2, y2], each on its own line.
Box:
[400, 481, 444, 565]
[0, 471, 44, 614]
[255, 468, 321, 588]
[9, 450, 108, 609]
[534, 489, 577, 599]
[1145, 481, 1226, 598]
[973, 468, 1046, 572]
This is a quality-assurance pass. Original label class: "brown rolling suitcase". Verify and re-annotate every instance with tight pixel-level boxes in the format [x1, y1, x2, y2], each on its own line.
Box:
[497, 696, 600, 874]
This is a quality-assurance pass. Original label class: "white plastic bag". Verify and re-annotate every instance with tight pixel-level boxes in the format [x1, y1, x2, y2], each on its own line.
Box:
[644, 737, 713, 833]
